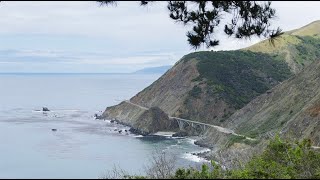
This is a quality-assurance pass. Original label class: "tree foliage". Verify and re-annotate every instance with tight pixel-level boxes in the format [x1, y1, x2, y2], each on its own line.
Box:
[104, 136, 320, 179]
[229, 136, 320, 179]
[98, 1, 282, 49]
[173, 136, 320, 179]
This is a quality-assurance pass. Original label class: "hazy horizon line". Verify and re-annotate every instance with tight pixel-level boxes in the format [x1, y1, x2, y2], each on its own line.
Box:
[0, 72, 125, 74]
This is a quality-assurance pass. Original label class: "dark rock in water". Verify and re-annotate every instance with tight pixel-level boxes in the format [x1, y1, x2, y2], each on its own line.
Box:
[172, 131, 188, 137]
[129, 127, 148, 136]
[194, 140, 214, 149]
[114, 129, 118, 131]
[110, 120, 115, 123]
[94, 114, 103, 119]
[118, 130, 122, 133]
[43, 107, 50, 112]
[125, 130, 128, 132]
[51, 129, 57, 131]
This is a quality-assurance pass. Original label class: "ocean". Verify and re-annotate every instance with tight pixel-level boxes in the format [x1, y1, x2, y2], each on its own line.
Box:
[0, 73, 209, 178]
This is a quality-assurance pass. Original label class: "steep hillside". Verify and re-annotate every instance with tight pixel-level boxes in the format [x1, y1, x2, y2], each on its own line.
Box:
[224, 59, 320, 145]
[101, 21, 320, 135]
[244, 20, 320, 73]
[130, 58, 200, 117]
[287, 20, 320, 37]
[176, 51, 291, 123]
[199, 59, 320, 168]
[102, 50, 292, 128]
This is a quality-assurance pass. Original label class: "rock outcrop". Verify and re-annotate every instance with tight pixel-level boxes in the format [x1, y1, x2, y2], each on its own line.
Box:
[103, 103, 178, 135]
[133, 107, 174, 135]
[43, 107, 50, 111]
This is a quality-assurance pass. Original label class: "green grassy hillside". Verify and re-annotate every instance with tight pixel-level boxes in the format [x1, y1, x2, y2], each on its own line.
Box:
[183, 50, 291, 109]
[244, 21, 320, 73]
[178, 21, 320, 123]
[287, 20, 320, 37]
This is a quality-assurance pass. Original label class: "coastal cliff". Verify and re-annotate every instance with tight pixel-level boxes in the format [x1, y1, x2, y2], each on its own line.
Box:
[101, 21, 320, 164]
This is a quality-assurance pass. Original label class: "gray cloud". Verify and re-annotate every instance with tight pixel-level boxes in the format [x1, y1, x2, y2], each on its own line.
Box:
[0, 1, 319, 72]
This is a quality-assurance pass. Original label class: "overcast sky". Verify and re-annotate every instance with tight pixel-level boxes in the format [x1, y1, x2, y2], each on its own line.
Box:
[0, 1, 319, 73]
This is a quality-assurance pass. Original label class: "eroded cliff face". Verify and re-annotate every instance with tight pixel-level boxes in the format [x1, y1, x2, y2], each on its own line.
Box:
[102, 22, 320, 139]
[224, 59, 320, 145]
[200, 60, 320, 168]
[130, 58, 200, 116]
[101, 57, 244, 132]
[102, 102, 177, 135]
[103, 101, 146, 126]
[102, 58, 200, 133]
[134, 107, 176, 135]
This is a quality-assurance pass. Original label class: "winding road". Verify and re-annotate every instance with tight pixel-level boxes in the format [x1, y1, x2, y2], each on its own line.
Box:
[124, 100, 320, 148]
[124, 100, 255, 141]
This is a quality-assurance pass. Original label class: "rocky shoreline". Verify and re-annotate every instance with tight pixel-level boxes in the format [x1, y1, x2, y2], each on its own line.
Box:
[192, 149, 213, 162]
[96, 115, 214, 162]
[188, 138, 214, 162]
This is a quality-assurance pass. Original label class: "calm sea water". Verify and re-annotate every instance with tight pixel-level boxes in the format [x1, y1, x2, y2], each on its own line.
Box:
[0, 73, 208, 178]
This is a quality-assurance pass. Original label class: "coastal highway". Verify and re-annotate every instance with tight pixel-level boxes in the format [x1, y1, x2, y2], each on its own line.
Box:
[124, 100, 255, 141]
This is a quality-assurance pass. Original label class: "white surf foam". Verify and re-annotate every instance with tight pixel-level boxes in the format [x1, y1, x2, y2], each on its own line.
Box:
[182, 152, 210, 163]
[152, 131, 175, 136]
[133, 135, 144, 138]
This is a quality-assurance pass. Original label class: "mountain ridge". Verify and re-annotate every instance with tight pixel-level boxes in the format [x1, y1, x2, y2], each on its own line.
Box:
[133, 65, 172, 74]
[287, 20, 320, 36]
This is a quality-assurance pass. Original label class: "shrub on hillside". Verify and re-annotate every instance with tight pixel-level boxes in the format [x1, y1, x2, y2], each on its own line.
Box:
[102, 135, 320, 179]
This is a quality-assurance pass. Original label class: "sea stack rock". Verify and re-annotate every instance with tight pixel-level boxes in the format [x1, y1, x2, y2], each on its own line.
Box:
[43, 107, 50, 112]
